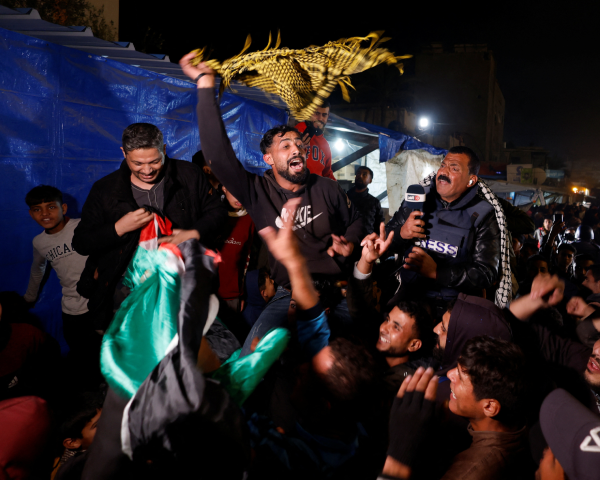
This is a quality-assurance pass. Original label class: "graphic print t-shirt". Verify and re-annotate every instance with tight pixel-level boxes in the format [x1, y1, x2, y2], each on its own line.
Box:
[23, 218, 89, 315]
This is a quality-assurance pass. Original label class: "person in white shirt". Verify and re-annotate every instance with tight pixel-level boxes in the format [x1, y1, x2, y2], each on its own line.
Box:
[23, 185, 100, 383]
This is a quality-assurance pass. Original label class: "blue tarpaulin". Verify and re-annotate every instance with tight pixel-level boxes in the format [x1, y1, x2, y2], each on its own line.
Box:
[0, 27, 286, 352]
[332, 117, 447, 162]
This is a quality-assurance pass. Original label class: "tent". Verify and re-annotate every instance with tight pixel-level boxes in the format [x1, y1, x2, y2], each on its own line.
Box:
[0, 18, 285, 351]
[0, 6, 445, 350]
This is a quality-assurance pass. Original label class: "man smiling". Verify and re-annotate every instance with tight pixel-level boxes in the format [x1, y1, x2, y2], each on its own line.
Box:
[385, 146, 501, 307]
[73, 122, 226, 330]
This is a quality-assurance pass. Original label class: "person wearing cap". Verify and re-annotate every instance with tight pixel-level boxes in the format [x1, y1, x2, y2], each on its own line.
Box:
[508, 274, 600, 415]
[536, 388, 600, 480]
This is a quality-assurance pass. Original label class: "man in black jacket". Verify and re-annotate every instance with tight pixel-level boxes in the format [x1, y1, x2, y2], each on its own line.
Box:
[179, 53, 364, 356]
[385, 146, 500, 305]
[347, 166, 384, 234]
[73, 123, 226, 330]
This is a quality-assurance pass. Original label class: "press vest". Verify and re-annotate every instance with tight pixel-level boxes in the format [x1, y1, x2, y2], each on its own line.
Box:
[400, 184, 494, 298]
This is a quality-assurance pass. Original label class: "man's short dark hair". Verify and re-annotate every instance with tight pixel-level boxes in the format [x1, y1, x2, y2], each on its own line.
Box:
[544, 215, 554, 221]
[25, 185, 63, 207]
[192, 150, 206, 168]
[257, 267, 270, 292]
[447, 146, 480, 176]
[122, 123, 164, 153]
[394, 301, 431, 340]
[259, 125, 302, 155]
[587, 264, 600, 282]
[320, 337, 375, 402]
[512, 234, 525, 246]
[527, 254, 548, 269]
[458, 336, 526, 426]
[58, 390, 104, 445]
[319, 99, 331, 109]
[558, 243, 576, 255]
[575, 253, 594, 265]
[357, 165, 374, 179]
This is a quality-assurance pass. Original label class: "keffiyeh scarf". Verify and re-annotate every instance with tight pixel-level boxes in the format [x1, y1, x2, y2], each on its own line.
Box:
[420, 172, 512, 308]
[191, 31, 410, 120]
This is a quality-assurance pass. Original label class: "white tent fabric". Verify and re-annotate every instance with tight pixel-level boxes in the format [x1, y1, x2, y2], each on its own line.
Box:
[385, 149, 444, 213]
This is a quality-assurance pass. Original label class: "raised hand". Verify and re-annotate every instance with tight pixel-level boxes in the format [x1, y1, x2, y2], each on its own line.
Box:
[179, 51, 216, 88]
[327, 234, 355, 258]
[259, 198, 303, 269]
[355, 223, 395, 275]
[530, 273, 564, 307]
[567, 296, 595, 319]
[384, 366, 438, 478]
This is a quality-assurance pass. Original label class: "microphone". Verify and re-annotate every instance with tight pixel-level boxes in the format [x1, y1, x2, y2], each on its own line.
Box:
[405, 184, 426, 214]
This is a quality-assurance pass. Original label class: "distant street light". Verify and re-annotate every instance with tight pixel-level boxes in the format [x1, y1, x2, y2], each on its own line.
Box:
[418, 117, 430, 129]
[335, 139, 344, 152]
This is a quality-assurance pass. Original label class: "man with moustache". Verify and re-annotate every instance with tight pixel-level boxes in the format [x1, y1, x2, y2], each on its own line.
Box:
[385, 146, 501, 306]
[180, 54, 364, 355]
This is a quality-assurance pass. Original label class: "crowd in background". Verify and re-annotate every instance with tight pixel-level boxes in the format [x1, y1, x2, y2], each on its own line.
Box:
[0, 57, 599, 480]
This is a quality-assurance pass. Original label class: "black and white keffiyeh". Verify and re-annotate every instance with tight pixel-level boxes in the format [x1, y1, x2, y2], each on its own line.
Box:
[420, 172, 512, 308]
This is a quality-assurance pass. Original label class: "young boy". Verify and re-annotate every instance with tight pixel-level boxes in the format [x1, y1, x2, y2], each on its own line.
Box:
[23, 186, 99, 372]
[53, 396, 103, 479]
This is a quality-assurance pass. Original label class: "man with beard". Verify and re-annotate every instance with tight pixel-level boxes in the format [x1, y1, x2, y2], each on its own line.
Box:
[347, 166, 384, 234]
[385, 146, 501, 307]
[295, 100, 336, 180]
[508, 274, 600, 415]
[180, 54, 364, 356]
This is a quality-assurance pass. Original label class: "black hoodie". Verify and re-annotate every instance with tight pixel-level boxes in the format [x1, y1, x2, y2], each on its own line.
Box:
[439, 293, 512, 377]
[196, 89, 364, 289]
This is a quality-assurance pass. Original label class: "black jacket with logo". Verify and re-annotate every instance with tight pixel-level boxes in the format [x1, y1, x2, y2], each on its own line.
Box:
[196, 88, 364, 289]
[72, 157, 226, 327]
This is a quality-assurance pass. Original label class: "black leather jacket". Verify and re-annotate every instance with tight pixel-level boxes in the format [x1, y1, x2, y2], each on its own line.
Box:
[385, 186, 501, 295]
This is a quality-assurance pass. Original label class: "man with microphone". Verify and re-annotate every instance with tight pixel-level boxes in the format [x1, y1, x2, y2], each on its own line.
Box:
[385, 146, 501, 308]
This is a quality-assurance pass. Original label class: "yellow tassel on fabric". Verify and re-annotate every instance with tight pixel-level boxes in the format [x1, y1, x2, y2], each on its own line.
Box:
[189, 31, 411, 120]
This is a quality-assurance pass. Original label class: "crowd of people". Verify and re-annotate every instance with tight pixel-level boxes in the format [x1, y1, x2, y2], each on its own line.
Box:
[1, 54, 599, 480]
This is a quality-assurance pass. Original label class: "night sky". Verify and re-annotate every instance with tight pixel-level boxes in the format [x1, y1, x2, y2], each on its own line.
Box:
[120, 3, 598, 163]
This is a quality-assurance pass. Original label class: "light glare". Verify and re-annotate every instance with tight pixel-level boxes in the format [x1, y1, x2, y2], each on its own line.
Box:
[419, 117, 429, 128]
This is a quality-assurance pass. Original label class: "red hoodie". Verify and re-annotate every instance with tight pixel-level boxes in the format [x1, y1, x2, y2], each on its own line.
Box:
[296, 122, 336, 181]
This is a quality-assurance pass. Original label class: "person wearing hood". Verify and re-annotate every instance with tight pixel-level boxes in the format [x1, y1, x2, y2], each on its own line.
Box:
[433, 294, 512, 380]
[385, 147, 501, 308]
[181, 55, 364, 357]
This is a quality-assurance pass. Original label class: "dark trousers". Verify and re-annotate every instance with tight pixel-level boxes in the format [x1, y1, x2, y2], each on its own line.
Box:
[62, 311, 103, 389]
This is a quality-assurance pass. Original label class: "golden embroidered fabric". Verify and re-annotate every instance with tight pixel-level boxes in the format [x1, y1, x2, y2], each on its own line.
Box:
[190, 31, 411, 120]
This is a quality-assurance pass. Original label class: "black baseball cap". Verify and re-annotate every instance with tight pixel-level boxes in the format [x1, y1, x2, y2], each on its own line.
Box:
[540, 389, 600, 480]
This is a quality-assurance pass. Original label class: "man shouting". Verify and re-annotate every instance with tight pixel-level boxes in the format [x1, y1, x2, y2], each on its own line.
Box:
[180, 53, 364, 355]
